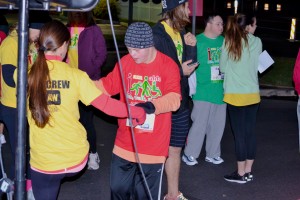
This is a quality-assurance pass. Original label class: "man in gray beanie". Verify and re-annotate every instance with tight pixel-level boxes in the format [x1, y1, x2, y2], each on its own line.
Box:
[94, 22, 181, 199]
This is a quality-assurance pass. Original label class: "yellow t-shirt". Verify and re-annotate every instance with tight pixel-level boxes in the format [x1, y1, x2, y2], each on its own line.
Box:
[28, 60, 101, 171]
[28, 42, 38, 67]
[68, 26, 84, 68]
[0, 30, 18, 108]
[224, 93, 260, 106]
[161, 21, 183, 64]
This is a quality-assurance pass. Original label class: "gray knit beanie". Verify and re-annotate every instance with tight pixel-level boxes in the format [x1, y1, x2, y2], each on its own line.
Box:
[124, 22, 154, 49]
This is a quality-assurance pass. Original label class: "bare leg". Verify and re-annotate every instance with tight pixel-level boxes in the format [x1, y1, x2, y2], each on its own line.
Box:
[0, 123, 6, 144]
[245, 159, 254, 173]
[165, 146, 181, 199]
[237, 161, 246, 176]
[237, 159, 254, 175]
[0, 123, 4, 133]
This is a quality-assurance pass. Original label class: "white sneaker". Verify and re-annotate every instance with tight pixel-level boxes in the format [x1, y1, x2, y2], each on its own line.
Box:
[0, 134, 6, 144]
[205, 156, 224, 164]
[88, 152, 100, 170]
[182, 153, 198, 166]
[27, 188, 35, 200]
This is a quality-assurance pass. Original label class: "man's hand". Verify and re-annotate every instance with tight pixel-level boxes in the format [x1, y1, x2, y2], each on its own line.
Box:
[184, 32, 196, 46]
[182, 59, 199, 76]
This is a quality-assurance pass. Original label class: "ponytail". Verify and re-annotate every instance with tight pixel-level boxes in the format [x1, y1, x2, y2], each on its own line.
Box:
[224, 13, 249, 61]
[27, 20, 70, 128]
[28, 49, 50, 128]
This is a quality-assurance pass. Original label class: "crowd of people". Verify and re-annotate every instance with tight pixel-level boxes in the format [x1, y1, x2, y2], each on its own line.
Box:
[0, 0, 267, 199]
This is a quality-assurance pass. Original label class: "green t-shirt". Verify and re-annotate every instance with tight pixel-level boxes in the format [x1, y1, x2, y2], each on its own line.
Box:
[192, 33, 224, 104]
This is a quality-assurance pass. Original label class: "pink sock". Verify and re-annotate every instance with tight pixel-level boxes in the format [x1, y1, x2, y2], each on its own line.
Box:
[26, 179, 32, 191]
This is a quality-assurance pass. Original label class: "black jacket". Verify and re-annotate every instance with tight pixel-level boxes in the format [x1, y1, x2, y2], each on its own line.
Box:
[152, 22, 197, 113]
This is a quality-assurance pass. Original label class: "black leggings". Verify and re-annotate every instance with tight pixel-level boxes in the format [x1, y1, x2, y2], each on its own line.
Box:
[79, 102, 97, 153]
[31, 169, 78, 200]
[227, 103, 259, 161]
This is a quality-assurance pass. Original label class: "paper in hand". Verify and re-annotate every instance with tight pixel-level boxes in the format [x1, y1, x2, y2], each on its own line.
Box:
[258, 50, 275, 73]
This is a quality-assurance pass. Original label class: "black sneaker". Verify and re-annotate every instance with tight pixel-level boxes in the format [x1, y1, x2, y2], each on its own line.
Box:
[224, 171, 247, 184]
[245, 172, 254, 182]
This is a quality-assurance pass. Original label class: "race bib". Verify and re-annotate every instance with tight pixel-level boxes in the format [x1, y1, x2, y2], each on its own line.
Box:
[126, 113, 155, 132]
[211, 66, 224, 82]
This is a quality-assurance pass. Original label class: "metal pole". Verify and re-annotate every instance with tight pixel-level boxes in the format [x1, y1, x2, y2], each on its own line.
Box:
[240, 0, 243, 12]
[213, 0, 216, 13]
[16, 0, 29, 199]
[192, 0, 197, 35]
[128, 0, 133, 25]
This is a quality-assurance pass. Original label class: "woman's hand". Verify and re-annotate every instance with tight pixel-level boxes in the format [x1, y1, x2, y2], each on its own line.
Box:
[184, 32, 197, 46]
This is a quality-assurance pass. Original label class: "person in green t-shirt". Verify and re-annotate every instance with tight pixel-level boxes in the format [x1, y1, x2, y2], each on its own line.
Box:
[182, 14, 226, 166]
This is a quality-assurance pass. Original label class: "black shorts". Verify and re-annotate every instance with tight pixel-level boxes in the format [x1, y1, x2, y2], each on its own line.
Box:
[170, 109, 190, 147]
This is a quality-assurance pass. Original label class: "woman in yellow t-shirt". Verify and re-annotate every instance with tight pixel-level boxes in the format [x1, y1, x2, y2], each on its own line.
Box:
[27, 20, 146, 200]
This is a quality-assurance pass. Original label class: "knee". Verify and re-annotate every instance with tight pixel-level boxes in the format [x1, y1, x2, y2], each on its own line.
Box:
[169, 146, 182, 156]
[110, 179, 128, 196]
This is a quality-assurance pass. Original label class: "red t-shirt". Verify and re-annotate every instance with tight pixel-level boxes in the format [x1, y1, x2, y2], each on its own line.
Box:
[0, 31, 6, 45]
[101, 51, 180, 163]
[293, 49, 300, 94]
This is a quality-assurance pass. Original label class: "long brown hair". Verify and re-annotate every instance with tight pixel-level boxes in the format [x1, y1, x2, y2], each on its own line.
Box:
[67, 11, 95, 27]
[160, 3, 190, 32]
[224, 13, 256, 61]
[28, 20, 70, 128]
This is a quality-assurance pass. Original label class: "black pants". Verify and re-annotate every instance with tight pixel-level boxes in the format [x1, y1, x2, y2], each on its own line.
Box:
[1, 104, 16, 179]
[31, 169, 78, 200]
[79, 102, 97, 153]
[227, 103, 259, 161]
[110, 154, 163, 200]
[1, 104, 31, 180]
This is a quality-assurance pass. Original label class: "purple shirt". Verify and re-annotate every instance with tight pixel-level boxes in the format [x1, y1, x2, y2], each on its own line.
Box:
[77, 24, 107, 80]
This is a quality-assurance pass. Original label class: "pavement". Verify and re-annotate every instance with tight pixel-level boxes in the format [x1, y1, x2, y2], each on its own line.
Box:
[260, 85, 297, 98]
[62, 44, 300, 199]
[58, 25, 300, 200]
[55, 98, 300, 200]
[1, 95, 298, 200]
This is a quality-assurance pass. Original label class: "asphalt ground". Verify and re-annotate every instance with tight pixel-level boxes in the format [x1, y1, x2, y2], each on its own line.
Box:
[1, 98, 299, 200]
[53, 98, 300, 200]
[61, 20, 300, 200]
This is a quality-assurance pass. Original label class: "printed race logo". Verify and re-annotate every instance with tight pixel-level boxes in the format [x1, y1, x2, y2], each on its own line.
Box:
[47, 90, 61, 105]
